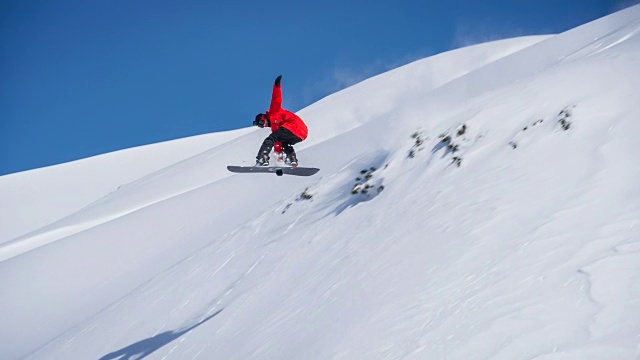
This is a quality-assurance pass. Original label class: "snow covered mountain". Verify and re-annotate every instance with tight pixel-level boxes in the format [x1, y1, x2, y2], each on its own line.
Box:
[2, 5, 640, 359]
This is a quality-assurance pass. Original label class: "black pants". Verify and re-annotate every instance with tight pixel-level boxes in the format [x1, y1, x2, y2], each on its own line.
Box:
[257, 127, 302, 159]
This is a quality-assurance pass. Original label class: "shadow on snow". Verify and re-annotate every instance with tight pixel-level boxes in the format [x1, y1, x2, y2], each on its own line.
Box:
[99, 309, 223, 360]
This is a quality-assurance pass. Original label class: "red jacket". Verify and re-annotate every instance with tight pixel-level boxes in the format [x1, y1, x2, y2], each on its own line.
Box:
[265, 83, 308, 140]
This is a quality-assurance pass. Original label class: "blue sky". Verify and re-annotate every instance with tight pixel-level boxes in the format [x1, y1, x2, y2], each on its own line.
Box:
[0, 0, 632, 175]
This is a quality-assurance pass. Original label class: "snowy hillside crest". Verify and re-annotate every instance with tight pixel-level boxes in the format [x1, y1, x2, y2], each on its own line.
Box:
[2, 5, 640, 360]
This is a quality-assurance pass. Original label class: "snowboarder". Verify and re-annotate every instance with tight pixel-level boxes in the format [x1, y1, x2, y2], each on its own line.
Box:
[253, 75, 308, 167]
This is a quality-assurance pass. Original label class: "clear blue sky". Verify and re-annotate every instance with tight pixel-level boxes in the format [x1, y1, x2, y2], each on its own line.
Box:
[0, 0, 632, 175]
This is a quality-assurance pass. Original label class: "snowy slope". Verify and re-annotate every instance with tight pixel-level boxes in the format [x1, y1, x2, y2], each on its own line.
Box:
[2, 5, 640, 360]
[0, 128, 253, 243]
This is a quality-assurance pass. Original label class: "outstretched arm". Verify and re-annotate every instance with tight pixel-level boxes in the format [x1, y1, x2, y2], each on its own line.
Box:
[269, 75, 283, 113]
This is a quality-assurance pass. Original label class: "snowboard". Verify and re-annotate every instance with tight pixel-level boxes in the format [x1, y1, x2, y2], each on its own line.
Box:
[227, 165, 320, 177]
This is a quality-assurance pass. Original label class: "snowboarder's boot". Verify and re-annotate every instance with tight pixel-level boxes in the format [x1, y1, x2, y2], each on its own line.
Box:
[255, 152, 270, 167]
[285, 153, 298, 168]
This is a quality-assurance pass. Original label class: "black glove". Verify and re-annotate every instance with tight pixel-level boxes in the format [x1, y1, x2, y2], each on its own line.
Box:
[275, 75, 282, 87]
